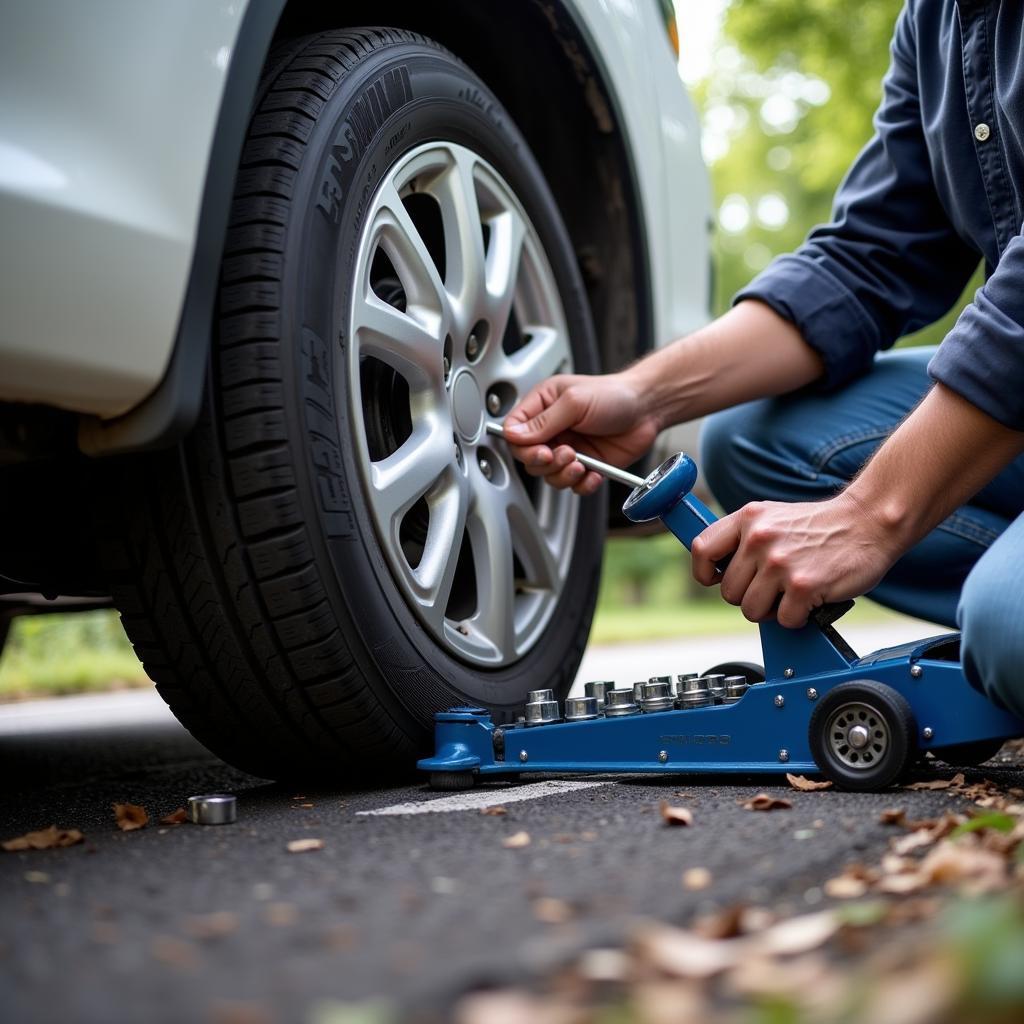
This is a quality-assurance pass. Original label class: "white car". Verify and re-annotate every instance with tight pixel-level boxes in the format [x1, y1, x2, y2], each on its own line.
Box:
[0, 0, 710, 776]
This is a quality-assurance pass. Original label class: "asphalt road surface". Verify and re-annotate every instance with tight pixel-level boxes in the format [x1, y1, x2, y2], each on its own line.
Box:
[3, 628, 1022, 1024]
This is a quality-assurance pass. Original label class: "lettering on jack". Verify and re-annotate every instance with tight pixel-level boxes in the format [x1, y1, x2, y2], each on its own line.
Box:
[659, 734, 731, 746]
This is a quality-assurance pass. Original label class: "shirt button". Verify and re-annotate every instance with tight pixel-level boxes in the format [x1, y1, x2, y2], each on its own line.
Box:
[975, 122, 991, 142]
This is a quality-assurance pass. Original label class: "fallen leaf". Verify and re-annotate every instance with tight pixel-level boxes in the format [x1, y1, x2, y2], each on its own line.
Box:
[742, 794, 793, 812]
[577, 948, 630, 982]
[682, 867, 712, 891]
[265, 902, 298, 927]
[824, 874, 869, 899]
[632, 924, 740, 978]
[532, 896, 573, 923]
[892, 830, 937, 856]
[905, 773, 965, 791]
[2, 825, 85, 851]
[660, 801, 694, 826]
[693, 904, 747, 940]
[879, 808, 908, 826]
[786, 773, 832, 791]
[150, 935, 198, 968]
[754, 910, 840, 956]
[24, 870, 50, 884]
[184, 911, 239, 940]
[209, 1000, 274, 1024]
[479, 805, 508, 816]
[502, 830, 531, 848]
[286, 838, 323, 853]
[159, 808, 188, 826]
[113, 802, 149, 831]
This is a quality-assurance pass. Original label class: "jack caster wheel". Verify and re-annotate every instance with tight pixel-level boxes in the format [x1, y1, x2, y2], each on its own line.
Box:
[933, 738, 1005, 767]
[429, 771, 477, 791]
[703, 661, 765, 685]
[809, 680, 916, 791]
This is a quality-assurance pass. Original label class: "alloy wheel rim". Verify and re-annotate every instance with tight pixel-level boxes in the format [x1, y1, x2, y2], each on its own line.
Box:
[347, 142, 578, 668]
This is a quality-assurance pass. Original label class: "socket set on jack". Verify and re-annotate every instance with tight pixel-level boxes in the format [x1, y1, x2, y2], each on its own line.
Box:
[523, 673, 755, 725]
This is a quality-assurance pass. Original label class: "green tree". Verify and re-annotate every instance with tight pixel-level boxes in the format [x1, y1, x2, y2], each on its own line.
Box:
[703, 0, 981, 342]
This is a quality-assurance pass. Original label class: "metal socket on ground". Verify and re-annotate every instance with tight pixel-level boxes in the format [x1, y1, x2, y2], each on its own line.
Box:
[188, 794, 237, 826]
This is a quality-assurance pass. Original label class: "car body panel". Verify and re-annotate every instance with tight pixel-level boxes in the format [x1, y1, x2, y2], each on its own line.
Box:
[0, 0, 709, 422]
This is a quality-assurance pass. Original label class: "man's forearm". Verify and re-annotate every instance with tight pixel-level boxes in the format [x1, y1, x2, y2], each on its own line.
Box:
[622, 300, 825, 429]
[845, 382, 1024, 556]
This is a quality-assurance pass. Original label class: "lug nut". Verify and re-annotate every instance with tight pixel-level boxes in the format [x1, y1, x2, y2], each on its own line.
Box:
[478, 456, 493, 480]
[640, 680, 674, 713]
[677, 677, 712, 709]
[565, 696, 600, 721]
[525, 698, 560, 726]
[584, 681, 614, 706]
[188, 793, 237, 826]
[632, 681, 646, 703]
[486, 392, 501, 415]
[466, 333, 480, 359]
[701, 674, 727, 703]
[604, 688, 640, 717]
[673, 673, 699, 698]
[721, 675, 749, 704]
[527, 689, 554, 703]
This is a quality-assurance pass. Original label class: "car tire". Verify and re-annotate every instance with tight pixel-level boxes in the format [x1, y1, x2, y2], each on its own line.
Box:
[98, 28, 604, 780]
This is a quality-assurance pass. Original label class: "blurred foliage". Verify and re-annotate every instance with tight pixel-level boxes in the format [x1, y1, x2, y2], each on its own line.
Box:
[0, 610, 146, 699]
[703, 0, 982, 341]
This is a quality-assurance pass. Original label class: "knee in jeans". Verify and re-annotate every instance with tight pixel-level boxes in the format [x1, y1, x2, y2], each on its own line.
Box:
[700, 406, 758, 512]
[959, 569, 1024, 717]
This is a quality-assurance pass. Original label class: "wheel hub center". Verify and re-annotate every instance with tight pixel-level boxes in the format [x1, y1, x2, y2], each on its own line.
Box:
[451, 370, 484, 441]
[847, 724, 870, 749]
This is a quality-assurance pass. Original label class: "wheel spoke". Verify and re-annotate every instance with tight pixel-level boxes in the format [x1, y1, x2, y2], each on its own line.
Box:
[466, 483, 516, 661]
[484, 206, 526, 341]
[353, 290, 442, 390]
[431, 150, 486, 319]
[506, 472, 559, 590]
[376, 182, 449, 317]
[369, 420, 451, 527]
[497, 325, 568, 394]
[415, 475, 469, 626]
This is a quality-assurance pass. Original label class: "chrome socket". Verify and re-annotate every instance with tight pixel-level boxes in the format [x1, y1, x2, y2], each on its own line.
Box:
[584, 681, 614, 706]
[525, 698, 561, 726]
[640, 680, 674, 713]
[188, 793, 237, 826]
[702, 673, 727, 704]
[527, 688, 555, 704]
[676, 675, 712, 709]
[632, 681, 646, 703]
[604, 688, 640, 717]
[721, 675, 749, 705]
[673, 673, 699, 698]
[565, 696, 601, 721]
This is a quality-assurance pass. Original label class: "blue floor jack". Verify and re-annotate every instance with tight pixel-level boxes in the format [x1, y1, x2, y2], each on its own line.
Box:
[419, 449, 1024, 791]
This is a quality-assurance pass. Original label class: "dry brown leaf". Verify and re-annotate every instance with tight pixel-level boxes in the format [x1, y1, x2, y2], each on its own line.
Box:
[824, 874, 869, 899]
[502, 830, 531, 849]
[577, 948, 630, 982]
[532, 896, 573, 924]
[879, 808, 908, 826]
[159, 808, 188, 826]
[905, 773, 965, 791]
[682, 867, 713, 891]
[113, 802, 149, 831]
[754, 910, 839, 956]
[632, 924, 740, 978]
[454, 990, 571, 1024]
[786, 773, 832, 792]
[742, 794, 793, 812]
[693, 904, 747, 940]
[265, 902, 298, 927]
[479, 805, 508, 816]
[184, 911, 239, 940]
[2, 825, 85, 851]
[150, 935, 198, 968]
[659, 801, 694, 827]
[285, 838, 323, 853]
[892, 830, 937, 856]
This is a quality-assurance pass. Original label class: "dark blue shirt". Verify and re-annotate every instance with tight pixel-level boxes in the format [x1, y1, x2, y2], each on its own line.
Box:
[737, 0, 1024, 430]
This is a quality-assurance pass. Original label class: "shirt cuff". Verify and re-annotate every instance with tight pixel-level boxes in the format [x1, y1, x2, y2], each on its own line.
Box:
[928, 298, 1024, 430]
[734, 253, 882, 390]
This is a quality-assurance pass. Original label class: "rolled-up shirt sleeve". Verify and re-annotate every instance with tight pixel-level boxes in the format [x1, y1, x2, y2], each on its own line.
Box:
[735, 0, 978, 389]
[928, 232, 1024, 429]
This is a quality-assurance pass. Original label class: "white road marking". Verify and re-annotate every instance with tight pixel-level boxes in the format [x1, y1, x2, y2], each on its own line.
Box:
[357, 779, 611, 816]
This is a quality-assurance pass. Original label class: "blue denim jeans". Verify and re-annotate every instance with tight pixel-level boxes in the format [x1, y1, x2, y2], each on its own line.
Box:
[700, 347, 1024, 717]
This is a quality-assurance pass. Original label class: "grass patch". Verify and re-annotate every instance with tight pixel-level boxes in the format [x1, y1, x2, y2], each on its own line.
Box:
[0, 610, 147, 701]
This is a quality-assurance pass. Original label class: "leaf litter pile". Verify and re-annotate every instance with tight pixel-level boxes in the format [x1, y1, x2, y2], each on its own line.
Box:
[457, 760, 1024, 1024]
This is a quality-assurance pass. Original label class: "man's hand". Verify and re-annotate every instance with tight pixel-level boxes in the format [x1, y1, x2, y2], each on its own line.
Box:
[501, 373, 660, 495]
[690, 493, 902, 628]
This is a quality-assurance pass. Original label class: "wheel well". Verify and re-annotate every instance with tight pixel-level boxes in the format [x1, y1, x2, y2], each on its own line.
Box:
[273, 0, 652, 374]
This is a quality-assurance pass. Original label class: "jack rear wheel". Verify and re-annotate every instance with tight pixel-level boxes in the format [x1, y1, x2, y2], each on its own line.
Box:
[809, 681, 915, 791]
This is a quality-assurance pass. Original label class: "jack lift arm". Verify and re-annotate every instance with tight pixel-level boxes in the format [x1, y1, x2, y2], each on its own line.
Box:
[419, 451, 1024, 791]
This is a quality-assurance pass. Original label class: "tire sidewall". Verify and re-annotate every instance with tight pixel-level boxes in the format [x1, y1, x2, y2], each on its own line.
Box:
[281, 41, 603, 727]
